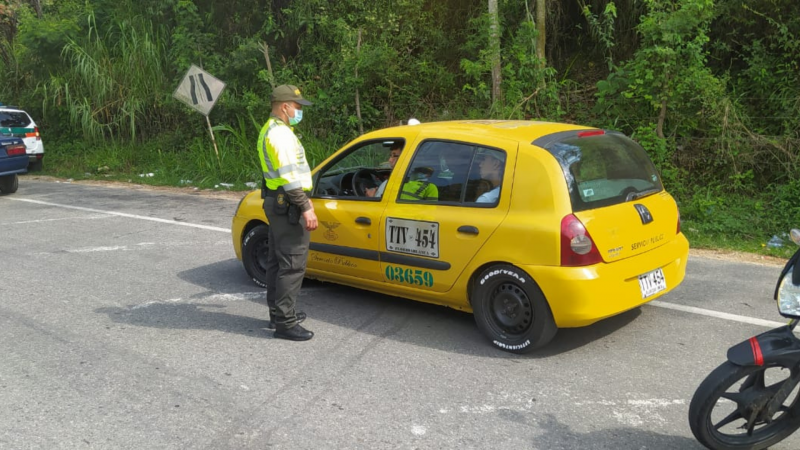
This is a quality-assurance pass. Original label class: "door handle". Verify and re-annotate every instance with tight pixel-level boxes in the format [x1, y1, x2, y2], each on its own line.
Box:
[458, 225, 479, 235]
[356, 217, 372, 225]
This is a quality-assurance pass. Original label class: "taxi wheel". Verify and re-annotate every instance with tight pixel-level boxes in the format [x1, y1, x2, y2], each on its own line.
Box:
[472, 265, 557, 353]
[242, 224, 270, 288]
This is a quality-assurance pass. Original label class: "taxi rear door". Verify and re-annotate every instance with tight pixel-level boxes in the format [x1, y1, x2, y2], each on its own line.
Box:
[379, 137, 517, 293]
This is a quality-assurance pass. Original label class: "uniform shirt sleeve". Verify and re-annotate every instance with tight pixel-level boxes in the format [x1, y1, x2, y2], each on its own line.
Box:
[286, 187, 311, 211]
[425, 184, 439, 200]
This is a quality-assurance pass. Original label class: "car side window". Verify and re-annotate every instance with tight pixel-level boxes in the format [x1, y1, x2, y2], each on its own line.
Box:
[400, 140, 506, 206]
[312, 139, 404, 199]
[466, 148, 506, 206]
[397, 142, 444, 203]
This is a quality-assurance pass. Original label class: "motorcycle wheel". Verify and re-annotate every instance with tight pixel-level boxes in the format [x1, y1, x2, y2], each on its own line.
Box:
[689, 361, 800, 450]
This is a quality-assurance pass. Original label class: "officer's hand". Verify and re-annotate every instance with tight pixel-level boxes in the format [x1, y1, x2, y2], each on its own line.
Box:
[302, 209, 318, 231]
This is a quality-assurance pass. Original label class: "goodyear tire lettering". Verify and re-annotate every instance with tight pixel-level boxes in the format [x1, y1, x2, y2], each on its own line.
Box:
[493, 340, 531, 351]
[480, 268, 526, 285]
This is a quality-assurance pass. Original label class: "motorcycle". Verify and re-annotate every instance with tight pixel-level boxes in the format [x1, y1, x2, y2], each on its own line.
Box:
[689, 229, 800, 450]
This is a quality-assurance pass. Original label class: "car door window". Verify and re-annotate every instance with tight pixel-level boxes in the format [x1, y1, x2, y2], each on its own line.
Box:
[313, 139, 404, 199]
[400, 140, 506, 206]
[468, 148, 506, 206]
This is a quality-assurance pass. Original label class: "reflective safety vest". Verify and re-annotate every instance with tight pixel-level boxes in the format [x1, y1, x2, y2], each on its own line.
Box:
[400, 181, 438, 201]
[257, 116, 312, 191]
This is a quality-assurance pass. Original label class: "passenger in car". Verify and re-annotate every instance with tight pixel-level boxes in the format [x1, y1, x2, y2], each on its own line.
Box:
[475, 151, 505, 203]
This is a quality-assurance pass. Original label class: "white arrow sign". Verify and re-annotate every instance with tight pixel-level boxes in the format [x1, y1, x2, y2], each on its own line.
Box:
[173, 64, 226, 116]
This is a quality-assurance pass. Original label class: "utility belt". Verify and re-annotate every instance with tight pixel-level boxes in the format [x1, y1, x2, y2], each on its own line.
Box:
[261, 187, 280, 198]
[262, 183, 301, 225]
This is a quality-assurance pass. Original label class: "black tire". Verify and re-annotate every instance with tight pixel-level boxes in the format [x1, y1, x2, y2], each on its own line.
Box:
[0, 174, 19, 194]
[28, 159, 43, 172]
[689, 361, 800, 450]
[471, 264, 557, 353]
[242, 224, 270, 288]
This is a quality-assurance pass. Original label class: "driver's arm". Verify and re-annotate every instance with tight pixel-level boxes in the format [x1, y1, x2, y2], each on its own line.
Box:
[367, 179, 387, 198]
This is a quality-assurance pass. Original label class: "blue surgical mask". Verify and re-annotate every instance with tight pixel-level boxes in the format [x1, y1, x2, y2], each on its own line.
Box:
[289, 108, 303, 126]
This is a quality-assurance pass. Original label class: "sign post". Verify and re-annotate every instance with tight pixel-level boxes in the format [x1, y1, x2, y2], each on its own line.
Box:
[173, 65, 226, 165]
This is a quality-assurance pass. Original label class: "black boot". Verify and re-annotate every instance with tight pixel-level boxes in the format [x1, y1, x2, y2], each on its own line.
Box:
[274, 324, 314, 341]
[265, 311, 306, 330]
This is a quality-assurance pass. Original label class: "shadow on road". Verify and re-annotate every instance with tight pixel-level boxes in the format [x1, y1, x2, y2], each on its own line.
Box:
[95, 259, 650, 358]
[532, 414, 703, 449]
[96, 303, 274, 339]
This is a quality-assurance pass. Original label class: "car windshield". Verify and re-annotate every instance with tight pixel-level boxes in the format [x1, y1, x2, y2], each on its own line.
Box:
[0, 111, 30, 128]
[546, 133, 663, 212]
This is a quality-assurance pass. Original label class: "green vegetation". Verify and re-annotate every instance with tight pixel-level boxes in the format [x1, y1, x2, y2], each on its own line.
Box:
[2, 0, 799, 257]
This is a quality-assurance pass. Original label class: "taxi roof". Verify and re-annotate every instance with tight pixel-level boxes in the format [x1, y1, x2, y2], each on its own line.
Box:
[368, 120, 597, 145]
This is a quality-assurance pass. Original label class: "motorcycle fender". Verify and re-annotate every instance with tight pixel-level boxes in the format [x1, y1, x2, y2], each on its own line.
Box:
[727, 326, 800, 367]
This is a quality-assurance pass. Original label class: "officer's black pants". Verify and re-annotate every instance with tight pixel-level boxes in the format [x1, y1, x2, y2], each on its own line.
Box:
[262, 197, 310, 328]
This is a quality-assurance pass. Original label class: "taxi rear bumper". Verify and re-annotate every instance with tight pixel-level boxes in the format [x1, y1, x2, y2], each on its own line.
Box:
[526, 233, 689, 328]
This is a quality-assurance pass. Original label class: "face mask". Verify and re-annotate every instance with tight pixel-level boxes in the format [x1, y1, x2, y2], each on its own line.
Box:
[288, 108, 303, 126]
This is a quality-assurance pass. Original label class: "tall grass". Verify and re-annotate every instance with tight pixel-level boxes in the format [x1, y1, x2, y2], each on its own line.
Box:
[42, 13, 170, 143]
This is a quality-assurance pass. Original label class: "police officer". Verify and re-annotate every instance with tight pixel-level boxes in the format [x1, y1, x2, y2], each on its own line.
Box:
[257, 84, 318, 341]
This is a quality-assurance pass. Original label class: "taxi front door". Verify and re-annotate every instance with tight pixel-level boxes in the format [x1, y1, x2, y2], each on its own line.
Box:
[309, 198, 385, 282]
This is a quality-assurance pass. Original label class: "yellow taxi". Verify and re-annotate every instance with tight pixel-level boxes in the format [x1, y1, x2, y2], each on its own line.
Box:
[232, 120, 689, 353]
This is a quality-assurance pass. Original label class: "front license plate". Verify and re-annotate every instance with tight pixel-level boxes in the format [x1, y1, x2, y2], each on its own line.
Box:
[638, 268, 666, 299]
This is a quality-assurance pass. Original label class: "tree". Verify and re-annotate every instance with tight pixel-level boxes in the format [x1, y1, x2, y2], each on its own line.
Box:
[488, 0, 501, 105]
[534, 0, 545, 69]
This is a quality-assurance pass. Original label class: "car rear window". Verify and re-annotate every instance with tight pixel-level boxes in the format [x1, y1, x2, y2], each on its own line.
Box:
[0, 111, 31, 128]
[544, 132, 663, 212]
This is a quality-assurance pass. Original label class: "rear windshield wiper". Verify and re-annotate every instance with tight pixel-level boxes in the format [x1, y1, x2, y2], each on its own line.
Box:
[626, 188, 660, 201]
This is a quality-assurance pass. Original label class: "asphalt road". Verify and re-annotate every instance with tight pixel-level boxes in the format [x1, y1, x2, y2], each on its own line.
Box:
[1, 179, 798, 450]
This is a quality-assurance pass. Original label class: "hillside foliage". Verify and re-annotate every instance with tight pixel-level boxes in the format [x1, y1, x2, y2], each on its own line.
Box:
[1, 0, 799, 240]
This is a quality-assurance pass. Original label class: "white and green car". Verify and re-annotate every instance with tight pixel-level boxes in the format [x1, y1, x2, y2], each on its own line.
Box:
[0, 105, 44, 171]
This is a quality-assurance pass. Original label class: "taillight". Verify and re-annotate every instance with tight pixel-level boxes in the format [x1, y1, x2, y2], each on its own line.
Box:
[560, 214, 603, 266]
[577, 130, 605, 138]
[25, 127, 41, 140]
[6, 144, 25, 156]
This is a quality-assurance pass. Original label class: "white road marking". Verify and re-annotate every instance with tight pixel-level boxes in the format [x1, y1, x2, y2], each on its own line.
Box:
[6, 197, 790, 330]
[612, 411, 644, 427]
[411, 425, 427, 436]
[32, 242, 224, 256]
[0, 214, 111, 225]
[648, 300, 787, 328]
[70, 246, 129, 253]
[4, 198, 230, 233]
[573, 398, 685, 426]
[129, 292, 263, 309]
[627, 399, 685, 407]
[454, 394, 537, 415]
[573, 398, 684, 408]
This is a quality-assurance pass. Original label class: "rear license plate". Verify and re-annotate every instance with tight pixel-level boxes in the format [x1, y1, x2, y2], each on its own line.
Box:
[638, 268, 666, 299]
